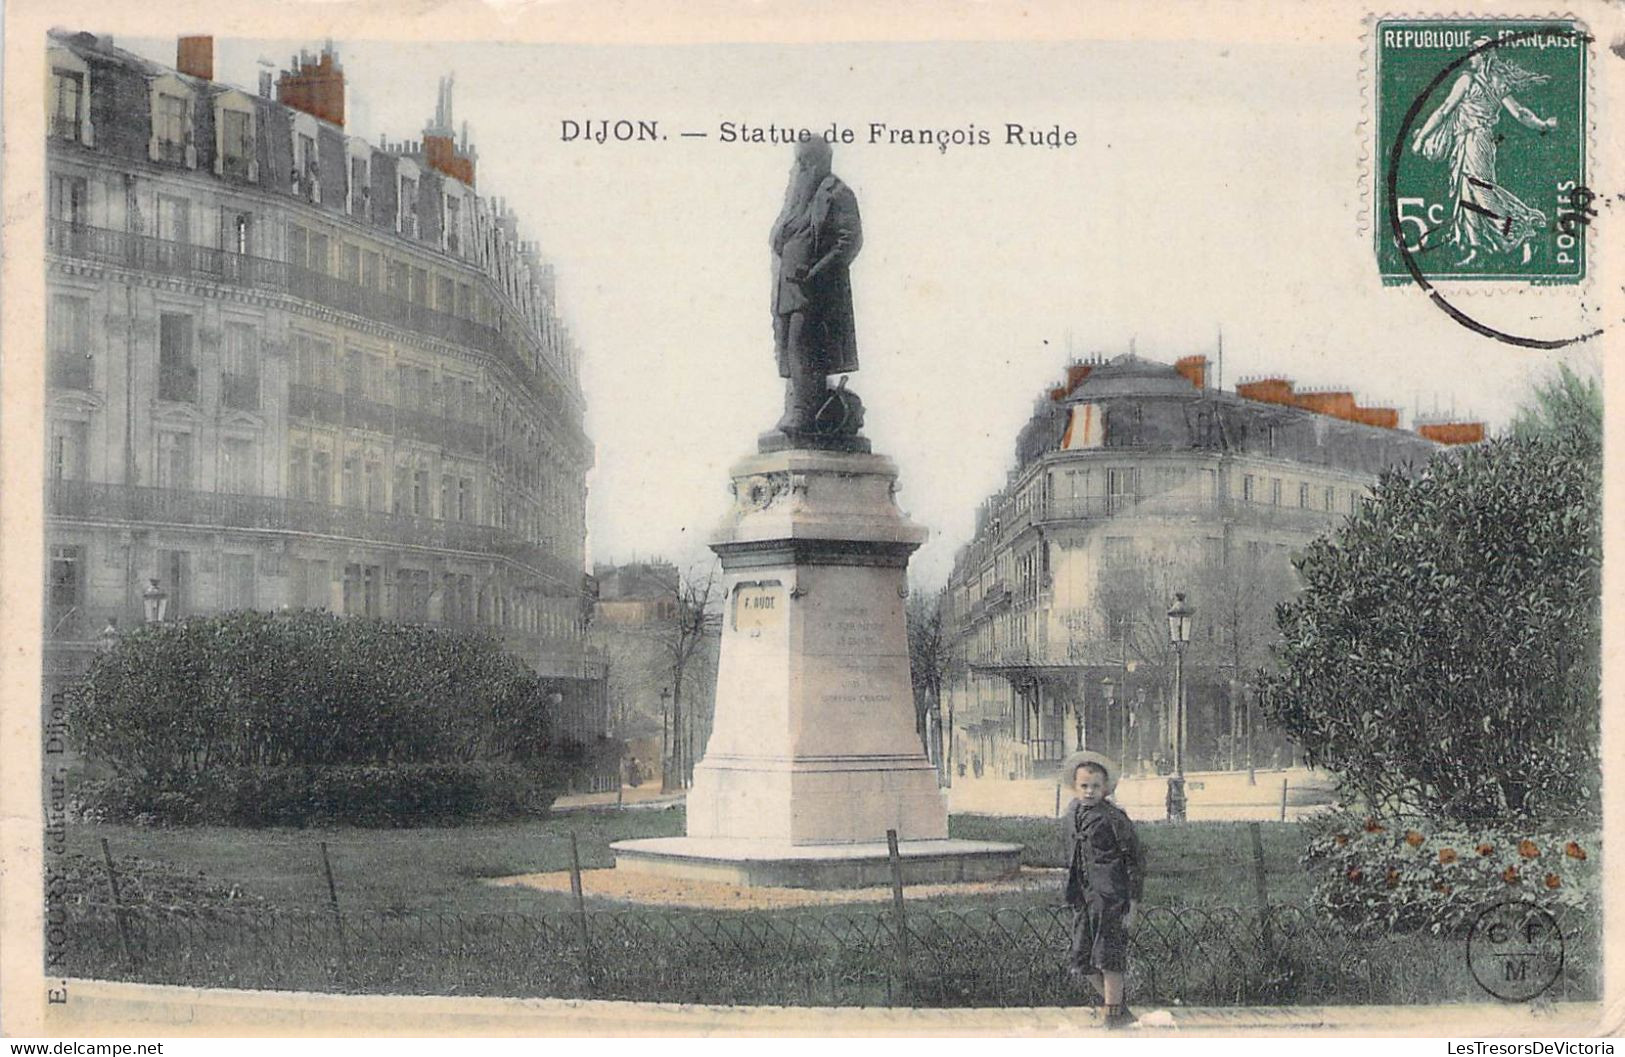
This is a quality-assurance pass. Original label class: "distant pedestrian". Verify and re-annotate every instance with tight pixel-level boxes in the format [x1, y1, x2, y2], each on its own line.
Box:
[1059, 749, 1145, 1029]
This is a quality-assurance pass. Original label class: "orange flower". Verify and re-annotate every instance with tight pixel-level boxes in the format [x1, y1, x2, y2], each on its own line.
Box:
[1404, 830, 1425, 848]
[1502, 866, 1520, 884]
[1363, 818, 1385, 833]
[1334, 834, 1349, 847]
[1544, 874, 1561, 890]
[1519, 839, 1540, 860]
[1438, 848, 1458, 865]
[1433, 883, 1453, 895]
[1565, 842, 1587, 861]
[1346, 867, 1363, 883]
[1385, 868, 1400, 888]
[1476, 843, 1495, 857]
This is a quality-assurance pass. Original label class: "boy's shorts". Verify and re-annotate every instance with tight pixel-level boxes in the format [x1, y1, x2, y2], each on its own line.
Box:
[1068, 895, 1131, 974]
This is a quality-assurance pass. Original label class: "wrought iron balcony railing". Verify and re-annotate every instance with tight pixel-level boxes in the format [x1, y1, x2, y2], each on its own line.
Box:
[45, 221, 583, 442]
[48, 479, 579, 586]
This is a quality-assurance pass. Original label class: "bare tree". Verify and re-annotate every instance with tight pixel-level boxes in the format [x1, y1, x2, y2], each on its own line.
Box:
[650, 561, 722, 789]
[906, 585, 954, 785]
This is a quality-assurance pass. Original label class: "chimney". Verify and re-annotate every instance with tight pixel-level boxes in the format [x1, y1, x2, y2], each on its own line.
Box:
[1236, 377, 1296, 406]
[277, 42, 346, 126]
[259, 69, 274, 98]
[1417, 421, 1483, 444]
[1174, 354, 1208, 390]
[177, 36, 213, 81]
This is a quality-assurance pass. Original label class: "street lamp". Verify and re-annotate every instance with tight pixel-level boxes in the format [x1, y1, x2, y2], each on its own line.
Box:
[1099, 676, 1115, 756]
[1165, 592, 1194, 822]
[659, 686, 672, 793]
[141, 579, 169, 624]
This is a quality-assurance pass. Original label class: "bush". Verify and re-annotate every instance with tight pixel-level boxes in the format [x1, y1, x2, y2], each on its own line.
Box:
[1300, 810, 1598, 935]
[77, 763, 562, 828]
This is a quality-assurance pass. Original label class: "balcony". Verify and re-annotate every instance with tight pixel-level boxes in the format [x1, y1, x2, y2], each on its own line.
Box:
[46, 221, 582, 440]
[48, 479, 580, 586]
[51, 115, 81, 141]
[288, 384, 489, 455]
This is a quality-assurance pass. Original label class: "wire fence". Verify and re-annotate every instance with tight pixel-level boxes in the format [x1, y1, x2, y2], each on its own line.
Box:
[60, 899, 1599, 1008]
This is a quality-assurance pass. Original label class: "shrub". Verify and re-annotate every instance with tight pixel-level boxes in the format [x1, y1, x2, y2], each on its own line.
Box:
[1300, 810, 1598, 935]
[77, 763, 561, 828]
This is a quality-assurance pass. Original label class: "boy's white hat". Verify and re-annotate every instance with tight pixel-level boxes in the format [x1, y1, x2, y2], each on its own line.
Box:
[1057, 749, 1120, 795]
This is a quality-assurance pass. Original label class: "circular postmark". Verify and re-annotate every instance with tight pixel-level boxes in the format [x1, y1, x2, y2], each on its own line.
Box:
[1466, 900, 1565, 1001]
[1384, 26, 1603, 349]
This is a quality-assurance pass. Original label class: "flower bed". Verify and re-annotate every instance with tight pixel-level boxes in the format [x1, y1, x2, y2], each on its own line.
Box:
[1302, 810, 1598, 935]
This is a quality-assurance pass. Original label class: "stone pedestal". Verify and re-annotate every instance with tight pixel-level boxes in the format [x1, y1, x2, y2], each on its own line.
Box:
[612, 447, 1020, 887]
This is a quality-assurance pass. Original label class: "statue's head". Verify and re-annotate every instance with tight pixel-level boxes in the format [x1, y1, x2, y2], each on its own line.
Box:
[793, 137, 834, 179]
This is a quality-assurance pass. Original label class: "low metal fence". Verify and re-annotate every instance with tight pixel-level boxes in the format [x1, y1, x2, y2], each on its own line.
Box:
[58, 901, 1599, 1008]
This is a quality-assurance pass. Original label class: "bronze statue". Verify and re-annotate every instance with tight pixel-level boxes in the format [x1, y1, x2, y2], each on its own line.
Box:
[769, 139, 864, 443]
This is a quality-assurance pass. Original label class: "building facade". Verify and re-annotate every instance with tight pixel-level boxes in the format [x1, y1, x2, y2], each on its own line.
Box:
[44, 33, 601, 725]
[944, 352, 1482, 780]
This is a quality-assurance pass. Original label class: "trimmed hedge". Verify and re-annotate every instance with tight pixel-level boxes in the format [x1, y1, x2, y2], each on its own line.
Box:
[76, 763, 561, 828]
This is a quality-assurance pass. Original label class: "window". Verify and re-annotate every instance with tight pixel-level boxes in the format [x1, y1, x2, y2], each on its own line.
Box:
[440, 474, 453, 519]
[288, 225, 328, 272]
[388, 261, 410, 300]
[155, 92, 190, 164]
[361, 250, 380, 291]
[342, 244, 361, 284]
[293, 334, 335, 389]
[1298, 482, 1310, 509]
[48, 545, 84, 636]
[1242, 474, 1255, 502]
[51, 69, 84, 140]
[49, 420, 87, 481]
[312, 450, 333, 503]
[342, 455, 361, 507]
[446, 196, 461, 254]
[1202, 536, 1224, 567]
[222, 322, 260, 409]
[457, 477, 472, 521]
[349, 156, 369, 218]
[343, 563, 380, 617]
[220, 437, 257, 494]
[365, 460, 385, 511]
[1105, 468, 1135, 513]
[1351, 489, 1362, 513]
[437, 275, 455, 312]
[156, 550, 190, 618]
[1324, 485, 1336, 512]
[156, 431, 193, 490]
[49, 174, 87, 226]
[412, 267, 429, 306]
[308, 231, 329, 275]
[288, 446, 309, 500]
[226, 212, 253, 255]
[221, 108, 254, 180]
[291, 558, 330, 610]
[398, 569, 431, 623]
[1270, 478, 1282, 506]
[156, 195, 190, 244]
[47, 295, 92, 389]
[399, 177, 418, 236]
[412, 469, 430, 516]
[158, 313, 196, 402]
[297, 133, 318, 199]
[220, 553, 256, 611]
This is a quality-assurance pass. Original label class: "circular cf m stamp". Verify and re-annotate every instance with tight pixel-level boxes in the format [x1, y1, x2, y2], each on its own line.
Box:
[1466, 900, 1565, 1001]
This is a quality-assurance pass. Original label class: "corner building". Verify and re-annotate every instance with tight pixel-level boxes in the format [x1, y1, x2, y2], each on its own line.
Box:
[44, 33, 599, 711]
[944, 352, 1482, 780]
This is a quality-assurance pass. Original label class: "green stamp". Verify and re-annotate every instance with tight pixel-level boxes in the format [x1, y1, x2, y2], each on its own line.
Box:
[1376, 20, 1589, 284]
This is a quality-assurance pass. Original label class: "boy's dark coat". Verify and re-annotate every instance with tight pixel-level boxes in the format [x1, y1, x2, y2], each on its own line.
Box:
[1063, 797, 1146, 906]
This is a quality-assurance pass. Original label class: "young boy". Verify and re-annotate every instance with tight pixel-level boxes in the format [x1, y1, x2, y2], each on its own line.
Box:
[1060, 750, 1144, 1028]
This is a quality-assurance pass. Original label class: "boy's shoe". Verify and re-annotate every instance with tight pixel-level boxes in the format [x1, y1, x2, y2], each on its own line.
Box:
[1103, 1004, 1137, 1029]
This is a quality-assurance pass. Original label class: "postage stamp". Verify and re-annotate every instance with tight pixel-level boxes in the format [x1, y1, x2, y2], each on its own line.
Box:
[1374, 19, 1589, 284]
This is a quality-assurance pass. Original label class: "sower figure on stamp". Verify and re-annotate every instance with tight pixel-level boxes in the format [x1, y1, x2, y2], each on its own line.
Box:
[1060, 750, 1145, 1029]
[768, 138, 863, 442]
[1410, 41, 1557, 267]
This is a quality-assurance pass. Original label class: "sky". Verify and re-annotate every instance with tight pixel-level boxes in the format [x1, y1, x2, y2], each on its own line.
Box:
[120, 31, 1604, 587]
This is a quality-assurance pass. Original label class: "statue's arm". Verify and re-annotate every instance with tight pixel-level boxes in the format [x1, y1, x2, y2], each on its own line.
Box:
[1502, 94, 1556, 131]
[1411, 74, 1470, 149]
[806, 187, 863, 281]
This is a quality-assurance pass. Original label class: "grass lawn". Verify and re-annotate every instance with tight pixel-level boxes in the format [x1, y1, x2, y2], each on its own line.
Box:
[71, 807, 1310, 914]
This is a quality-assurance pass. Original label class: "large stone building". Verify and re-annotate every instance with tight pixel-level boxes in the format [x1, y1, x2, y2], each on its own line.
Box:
[43, 32, 601, 730]
[944, 352, 1483, 780]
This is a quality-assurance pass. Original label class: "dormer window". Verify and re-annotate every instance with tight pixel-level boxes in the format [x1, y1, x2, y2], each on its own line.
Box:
[349, 155, 369, 219]
[48, 47, 94, 146]
[290, 113, 320, 203]
[399, 176, 418, 238]
[148, 74, 196, 168]
[214, 91, 258, 183]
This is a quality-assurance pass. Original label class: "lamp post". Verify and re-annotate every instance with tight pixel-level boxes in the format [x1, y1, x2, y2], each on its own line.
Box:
[1099, 676, 1115, 756]
[141, 579, 169, 624]
[1165, 592, 1194, 822]
[659, 686, 672, 792]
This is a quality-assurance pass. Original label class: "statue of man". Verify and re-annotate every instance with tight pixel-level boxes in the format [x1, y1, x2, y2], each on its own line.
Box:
[769, 138, 863, 435]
